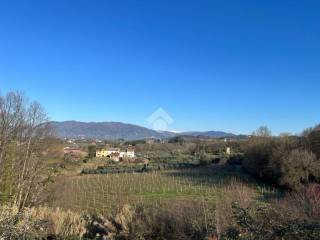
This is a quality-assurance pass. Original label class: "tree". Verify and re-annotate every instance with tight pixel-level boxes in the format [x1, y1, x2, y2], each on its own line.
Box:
[302, 123, 320, 137]
[0, 91, 53, 209]
[168, 136, 185, 145]
[279, 149, 318, 190]
[253, 126, 272, 138]
[88, 145, 96, 158]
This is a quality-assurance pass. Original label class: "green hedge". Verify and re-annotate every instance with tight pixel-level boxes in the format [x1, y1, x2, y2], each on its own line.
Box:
[81, 162, 201, 174]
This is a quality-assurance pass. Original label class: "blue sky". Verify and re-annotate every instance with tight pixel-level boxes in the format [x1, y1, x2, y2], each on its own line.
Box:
[1, 0, 320, 135]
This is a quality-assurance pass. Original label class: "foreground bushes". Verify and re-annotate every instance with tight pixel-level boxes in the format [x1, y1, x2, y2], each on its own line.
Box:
[1, 189, 320, 240]
[222, 184, 320, 240]
[274, 184, 320, 221]
[0, 205, 86, 239]
[222, 202, 320, 240]
[0, 203, 212, 240]
[221, 183, 320, 240]
[279, 149, 319, 188]
[243, 136, 320, 189]
[0, 205, 43, 239]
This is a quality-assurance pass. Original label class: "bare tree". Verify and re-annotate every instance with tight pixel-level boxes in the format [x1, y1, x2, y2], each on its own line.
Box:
[0, 91, 53, 209]
[302, 123, 320, 137]
[252, 126, 272, 138]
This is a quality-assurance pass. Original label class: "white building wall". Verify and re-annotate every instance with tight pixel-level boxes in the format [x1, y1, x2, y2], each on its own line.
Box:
[126, 151, 135, 158]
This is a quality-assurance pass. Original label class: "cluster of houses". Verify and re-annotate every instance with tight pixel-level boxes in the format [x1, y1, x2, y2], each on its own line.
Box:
[96, 147, 135, 162]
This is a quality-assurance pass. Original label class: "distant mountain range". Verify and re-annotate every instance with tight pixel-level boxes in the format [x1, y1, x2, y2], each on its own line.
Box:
[50, 121, 238, 140]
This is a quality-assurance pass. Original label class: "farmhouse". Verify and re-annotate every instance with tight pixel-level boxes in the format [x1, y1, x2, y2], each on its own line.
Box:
[96, 147, 135, 161]
[96, 148, 120, 157]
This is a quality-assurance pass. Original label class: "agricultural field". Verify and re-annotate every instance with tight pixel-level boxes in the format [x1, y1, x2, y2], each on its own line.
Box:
[50, 165, 279, 218]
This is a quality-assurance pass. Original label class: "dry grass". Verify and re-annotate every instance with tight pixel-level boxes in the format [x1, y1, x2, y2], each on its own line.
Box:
[273, 184, 320, 221]
[0, 204, 89, 239]
[215, 178, 257, 234]
[0, 205, 40, 239]
[31, 206, 87, 237]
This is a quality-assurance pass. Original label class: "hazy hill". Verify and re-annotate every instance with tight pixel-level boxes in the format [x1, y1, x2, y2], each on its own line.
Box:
[50, 121, 238, 140]
[182, 131, 236, 138]
[50, 121, 164, 140]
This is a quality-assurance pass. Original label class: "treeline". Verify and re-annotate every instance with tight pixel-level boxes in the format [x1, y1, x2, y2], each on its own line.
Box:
[242, 127, 320, 190]
[81, 162, 201, 174]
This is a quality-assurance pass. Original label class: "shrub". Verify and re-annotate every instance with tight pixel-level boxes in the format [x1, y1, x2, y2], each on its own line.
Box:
[243, 137, 320, 189]
[215, 179, 257, 234]
[199, 153, 213, 166]
[278, 150, 318, 189]
[0, 205, 93, 239]
[274, 184, 320, 221]
[88, 145, 96, 158]
[228, 154, 244, 165]
[31, 206, 87, 238]
[0, 205, 44, 239]
[127, 202, 213, 240]
[221, 203, 320, 240]
[242, 138, 275, 179]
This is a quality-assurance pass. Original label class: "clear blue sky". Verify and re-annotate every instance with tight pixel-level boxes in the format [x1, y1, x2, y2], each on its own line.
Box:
[1, 0, 320, 135]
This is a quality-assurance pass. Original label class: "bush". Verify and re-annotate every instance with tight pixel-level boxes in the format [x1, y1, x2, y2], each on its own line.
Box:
[215, 179, 257, 234]
[0, 205, 44, 239]
[88, 145, 96, 158]
[228, 154, 244, 165]
[221, 203, 320, 240]
[243, 137, 320, 189]
[242, 138, 275, 179]
[127, 202, 213, 240]
[199, 153, 213, 166]
[31, 207, 87, 238]
[274, 184, 320, 221]
[279, 150, 318, 189]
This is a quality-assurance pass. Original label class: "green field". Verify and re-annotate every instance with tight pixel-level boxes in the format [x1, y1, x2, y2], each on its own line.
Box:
[51, 165, 278, 218]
